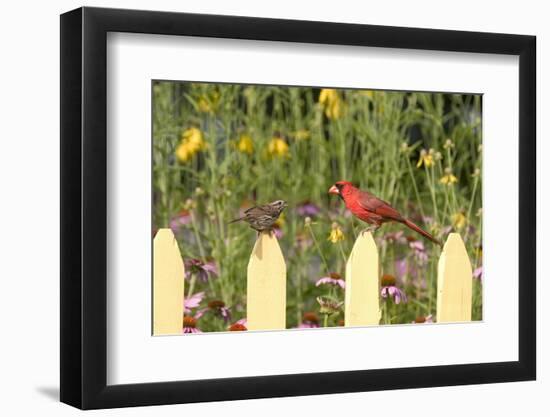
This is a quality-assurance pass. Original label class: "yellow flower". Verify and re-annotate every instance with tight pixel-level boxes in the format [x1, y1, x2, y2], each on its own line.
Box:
[440, 174, 458, 185]
[267, 137, 289, 158]
[175, 144, 193, 162]
[360, 90, 374, 98]
[183, 127, 205, 149]
[319, 89, 342, 119]
[328, 222, 345, 243]
[416, 149, 434, 168]
[440, 168, 458, 185]
[452, 212, 466, 230]
[236, 134, 254, 155]
[198, 97, 210, 112]
[274, 213, 285, 228]
[197, 91, 220, 113]
[175, 127, 206, 162]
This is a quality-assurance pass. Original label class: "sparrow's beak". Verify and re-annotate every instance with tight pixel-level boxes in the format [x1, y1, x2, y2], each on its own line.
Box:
[328, 185, 339, 195]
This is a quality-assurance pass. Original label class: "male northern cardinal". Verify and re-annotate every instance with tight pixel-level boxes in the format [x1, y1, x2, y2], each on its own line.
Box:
[229, 200, 287, 232]
[329, 181, 441, 246]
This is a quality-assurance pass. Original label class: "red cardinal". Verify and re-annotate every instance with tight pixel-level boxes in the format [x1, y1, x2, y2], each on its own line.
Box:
[329, 181, 442, 246]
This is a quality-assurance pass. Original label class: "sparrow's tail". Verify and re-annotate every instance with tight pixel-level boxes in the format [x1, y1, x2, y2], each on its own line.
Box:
[403, 218, 442, 247]
[228, 217, 243, 224]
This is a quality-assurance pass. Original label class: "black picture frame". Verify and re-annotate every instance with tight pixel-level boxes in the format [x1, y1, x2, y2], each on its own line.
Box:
[60, 6, 536, 410]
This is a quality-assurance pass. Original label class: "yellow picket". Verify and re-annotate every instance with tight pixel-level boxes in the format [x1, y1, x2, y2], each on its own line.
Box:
[344, 232, 381, 326]
[153, 229, 185, 335]
[150, 227, 474, 332]
[436, 233, 473, 323]
[247, 232, 287, 330]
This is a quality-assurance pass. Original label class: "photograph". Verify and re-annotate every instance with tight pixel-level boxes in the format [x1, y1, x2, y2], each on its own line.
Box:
[152, 81, 483, 334]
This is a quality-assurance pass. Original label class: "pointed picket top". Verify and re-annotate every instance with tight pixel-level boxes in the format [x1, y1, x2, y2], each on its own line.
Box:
[345, 232, 381, 326]
[437, 233, 473, 323]
[247, 231, 286, 331]
[153, 228, 185, 335]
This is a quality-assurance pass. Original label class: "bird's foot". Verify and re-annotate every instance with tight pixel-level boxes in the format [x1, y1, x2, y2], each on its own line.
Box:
[360, 225, 380, 236]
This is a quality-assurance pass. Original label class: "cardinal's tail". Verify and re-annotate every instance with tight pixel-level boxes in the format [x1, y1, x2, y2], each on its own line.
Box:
[228, 217, 243, 225]
[403, 218, 442, 246]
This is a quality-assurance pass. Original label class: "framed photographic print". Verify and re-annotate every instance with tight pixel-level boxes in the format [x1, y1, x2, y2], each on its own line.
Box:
[60, 6, 536, 409]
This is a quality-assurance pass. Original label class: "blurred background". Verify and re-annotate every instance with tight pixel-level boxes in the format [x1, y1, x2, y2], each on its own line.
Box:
[152, 81, 483, 332]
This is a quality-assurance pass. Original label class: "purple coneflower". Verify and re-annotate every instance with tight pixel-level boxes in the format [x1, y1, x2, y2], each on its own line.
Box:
[412, 315, 433, 324]
[170, 209, 192, 232]
[228, 322, 247, 331]
[296, 201, 321, 217]
[298, 312, 320, 328]
[196, 300, 231, 323]
[184, 292, 204, 314]
[184, 258, 218, 282]
[316, 272, 345, 289]
[408, 237, 429, 265]
[272, 224, 283, 239]
[473, 266, 483, 280]
[380, 274, 408, 304]
[183, 316, 202, 334]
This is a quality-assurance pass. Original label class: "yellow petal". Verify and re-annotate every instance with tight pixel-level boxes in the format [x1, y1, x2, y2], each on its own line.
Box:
[175, 143, 191, 162]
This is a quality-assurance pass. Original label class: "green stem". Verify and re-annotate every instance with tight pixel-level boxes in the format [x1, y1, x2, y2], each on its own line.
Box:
[296, 257, 304, 325]
[190, 211, 207, 261]
[307, 224, 330, 274]
[187, 275, 197, 298]
[446, 147, 459, 216]
[405, 157, 426, 220]
[338, 241, 347, 264]
[428, 258, 435, 313]
[466, 175, 479, 229]
[424, 165, 439, 223]
[383, 300, 390, 325]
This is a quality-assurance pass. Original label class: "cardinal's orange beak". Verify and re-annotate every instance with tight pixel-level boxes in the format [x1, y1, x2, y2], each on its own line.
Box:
[328, 185, 339, 195]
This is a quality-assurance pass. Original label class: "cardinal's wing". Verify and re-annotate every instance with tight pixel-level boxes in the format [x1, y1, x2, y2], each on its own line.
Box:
[356, 191, 404, 221]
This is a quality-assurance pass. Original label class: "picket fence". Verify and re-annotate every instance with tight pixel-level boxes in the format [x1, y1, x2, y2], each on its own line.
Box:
[152, 229, 472, 335]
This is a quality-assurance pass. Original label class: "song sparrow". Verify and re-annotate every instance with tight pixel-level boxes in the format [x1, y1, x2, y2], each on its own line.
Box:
[229, 200, 288, 233]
